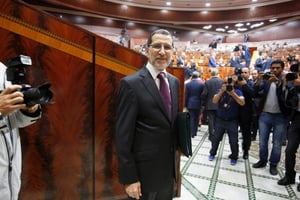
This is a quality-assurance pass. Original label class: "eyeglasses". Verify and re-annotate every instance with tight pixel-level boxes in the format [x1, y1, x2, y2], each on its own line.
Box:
[149, 43, 173, 51]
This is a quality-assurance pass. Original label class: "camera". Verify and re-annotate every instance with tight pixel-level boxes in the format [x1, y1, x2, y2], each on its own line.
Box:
[226, 76, 233, 91]
[286, 60, 299, 81]
[262, 71, 274, 80]
[6, 55, 54, 107]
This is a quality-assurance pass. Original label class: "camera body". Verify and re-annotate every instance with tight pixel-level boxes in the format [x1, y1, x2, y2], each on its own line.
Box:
[262, 71, 274, 80]
[5, 55, 54, 107]
[226, 76, 233, 91]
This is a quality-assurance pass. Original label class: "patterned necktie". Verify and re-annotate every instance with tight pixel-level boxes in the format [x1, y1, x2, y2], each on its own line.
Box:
[157, 72, 172, 119]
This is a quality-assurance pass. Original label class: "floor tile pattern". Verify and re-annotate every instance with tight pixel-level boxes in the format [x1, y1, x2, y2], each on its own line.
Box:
[175, 125, 300, 200]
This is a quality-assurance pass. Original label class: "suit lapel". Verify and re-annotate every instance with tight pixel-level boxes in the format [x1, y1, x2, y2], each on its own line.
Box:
[140, 67, 171, 121]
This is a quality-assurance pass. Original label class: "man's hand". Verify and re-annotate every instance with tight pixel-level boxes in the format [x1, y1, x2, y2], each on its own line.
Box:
[0, 85, 27, 116]
[125, 181, 142, 199]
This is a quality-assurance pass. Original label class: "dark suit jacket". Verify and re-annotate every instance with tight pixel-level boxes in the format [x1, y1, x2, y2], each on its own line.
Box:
[185, 79, 204, 109]
[115, 66, 180, 192]
[201, 76, 223, 110]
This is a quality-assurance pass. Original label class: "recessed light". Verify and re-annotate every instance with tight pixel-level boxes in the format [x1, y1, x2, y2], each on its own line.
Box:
[238, 28, 248, 31]
[216, 28, 225, 32]
[235, 23, 244, 27]
[205, 3, 211, 7]
[203, 25, 212, 29]
[166, 2, 171, 6]
[269, 19, 277, 22]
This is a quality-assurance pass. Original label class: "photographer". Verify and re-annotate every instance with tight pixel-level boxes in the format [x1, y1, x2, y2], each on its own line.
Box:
[208, 76, 245, 165]
[0, 59, 41, 200]
[252, 60, 289, 176]
[236, 68, 255, 159]
[277, 60, 300, 192]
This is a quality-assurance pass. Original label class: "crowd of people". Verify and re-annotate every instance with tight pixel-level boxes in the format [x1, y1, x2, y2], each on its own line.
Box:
[183, 55, 300, 192]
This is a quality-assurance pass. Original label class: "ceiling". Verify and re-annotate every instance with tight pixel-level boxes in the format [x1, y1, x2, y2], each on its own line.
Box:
[23, 0, 300, 35]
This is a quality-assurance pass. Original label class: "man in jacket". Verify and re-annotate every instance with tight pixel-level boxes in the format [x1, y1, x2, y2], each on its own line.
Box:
[252, 60, 289, 175]
[115, 29, 180, 200]
[201, 68, 223, 140]
[0, 59, 41, 200]
[185, 71, 204, 138]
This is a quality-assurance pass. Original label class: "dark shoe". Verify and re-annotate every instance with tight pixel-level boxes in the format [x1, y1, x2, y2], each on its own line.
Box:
[270, 165, 278, 175]
[243, 151, 249, 159]
[297, 183, 300, 192]
[230, 159, 237, 165]
[252, 160, 267, 168]
[278, 176, 295, 185]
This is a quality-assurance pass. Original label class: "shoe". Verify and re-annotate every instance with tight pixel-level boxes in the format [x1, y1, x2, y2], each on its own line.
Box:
[230, 159, 237, 165]
[277, 176, 295, 185]
[297, 183, 300, 192]
[243, 151, 249, 159]
[209, 155, 215, 161]
[252, 160, 267, 168]
[270, 165, 278, 175]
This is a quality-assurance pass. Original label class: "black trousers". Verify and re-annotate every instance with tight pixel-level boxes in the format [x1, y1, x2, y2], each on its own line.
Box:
[285, 112, 300, 179]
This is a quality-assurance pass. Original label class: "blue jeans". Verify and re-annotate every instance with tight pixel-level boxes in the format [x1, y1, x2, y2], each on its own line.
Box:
[258, 112, 288, 165]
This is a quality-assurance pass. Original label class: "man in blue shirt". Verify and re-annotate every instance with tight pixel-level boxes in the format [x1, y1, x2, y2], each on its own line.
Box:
[208, 76, 245, 165]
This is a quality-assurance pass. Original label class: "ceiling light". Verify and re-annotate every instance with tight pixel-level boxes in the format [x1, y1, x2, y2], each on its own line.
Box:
[228, 30, 237, 34]
[246, 22, 251, 26]
[161, 9, 168, 13]
[269, 19, 277, 22]
[201, 11, 208, 14]
[205, 3, 211, 7]
[252, 0, 257, 2]
[216, 28, 225, 32]
[203, 25, 212, 29]
[238, 28, 248, 32]
[250, 22, 264, 28]
[166, 2, 171, 6]
[235, 23, 244, 27]
[225, 26, 229, 29]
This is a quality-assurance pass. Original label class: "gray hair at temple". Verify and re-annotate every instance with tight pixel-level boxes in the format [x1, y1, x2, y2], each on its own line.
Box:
[210, 68, 219, 76]
[191, 71, 200, 79]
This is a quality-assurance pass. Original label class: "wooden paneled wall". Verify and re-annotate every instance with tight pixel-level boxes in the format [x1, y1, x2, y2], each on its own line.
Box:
[0, 0, 185, 199]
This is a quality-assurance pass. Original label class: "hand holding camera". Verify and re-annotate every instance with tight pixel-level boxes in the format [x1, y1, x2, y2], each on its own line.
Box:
[5, 55, 54, 107]
[0, 85, 28, 116]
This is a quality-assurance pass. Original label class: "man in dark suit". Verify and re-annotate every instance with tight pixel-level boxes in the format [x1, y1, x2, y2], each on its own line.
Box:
[185, 71, 204, 138]
[115, 29, 180, 200]
[201, 68, 223, 140]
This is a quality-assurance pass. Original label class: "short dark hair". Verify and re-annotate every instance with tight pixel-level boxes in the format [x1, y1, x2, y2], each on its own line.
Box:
[271, 59, 285, 68]
[146, 29, 173, 47]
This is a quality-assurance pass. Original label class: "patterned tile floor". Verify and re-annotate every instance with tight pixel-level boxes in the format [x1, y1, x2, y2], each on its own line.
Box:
[174, 125, 300, 200]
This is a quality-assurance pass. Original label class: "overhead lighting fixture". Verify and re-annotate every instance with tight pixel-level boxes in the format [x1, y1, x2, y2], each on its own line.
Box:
[216, 28, 225, 32]
[228, 30, 237, 34]
[161, 9, 168, 13]
[201, 11, 208, 14]
[269, 19, 277, 22]
[235, 23, 244, 27]
[203, 25, 212, 29]
[250, 22, 264, 28]
[252, 0, 257, 2]
[225, 26, 229, 29]
[238, 28, 248, 32]
[166, 2, 171, 6]
[205, 3, 211, 7]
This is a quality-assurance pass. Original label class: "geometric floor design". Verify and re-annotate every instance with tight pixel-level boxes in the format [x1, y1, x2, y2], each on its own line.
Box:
[174, 125, 300, 200]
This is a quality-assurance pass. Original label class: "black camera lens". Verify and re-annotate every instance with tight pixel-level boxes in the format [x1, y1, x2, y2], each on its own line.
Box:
[226, 84, 233, 91]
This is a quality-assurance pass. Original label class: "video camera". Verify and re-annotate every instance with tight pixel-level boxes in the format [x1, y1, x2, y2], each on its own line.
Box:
[262, 71, 275, 80]
[6, 55, 54, 107]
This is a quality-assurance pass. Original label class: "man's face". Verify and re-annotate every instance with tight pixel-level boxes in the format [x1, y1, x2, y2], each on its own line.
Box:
[146, 33, 173, 71]
[270, 63, 283, 77]
[251, 70, 258, 80]
[241, 68, 250, 80]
